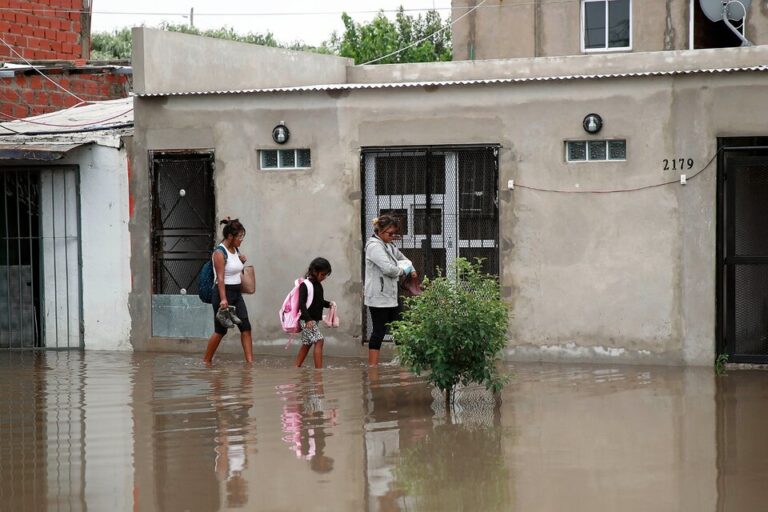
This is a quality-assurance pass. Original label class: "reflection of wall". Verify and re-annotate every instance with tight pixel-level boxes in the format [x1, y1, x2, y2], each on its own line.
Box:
[716, 371, 768, 510]
[502, 366, 717, 511]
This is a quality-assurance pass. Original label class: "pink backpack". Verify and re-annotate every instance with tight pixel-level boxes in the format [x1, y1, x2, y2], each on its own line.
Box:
[279, 278, 313, 346]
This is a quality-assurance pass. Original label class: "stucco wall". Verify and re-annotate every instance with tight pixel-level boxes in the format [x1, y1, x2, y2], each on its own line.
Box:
[452, 0, 767, 60]
[60, 143, 133, 350]
[131, 62, 768, 365]
[132, 28, 352, 96]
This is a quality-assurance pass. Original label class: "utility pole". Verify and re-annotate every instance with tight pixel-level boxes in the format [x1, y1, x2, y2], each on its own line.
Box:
[189, 7, 194, 28]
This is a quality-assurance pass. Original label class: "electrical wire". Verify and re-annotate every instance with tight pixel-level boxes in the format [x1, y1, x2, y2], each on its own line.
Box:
[0, 108, 134, 129]
[513, 149, 721, 194]
[0, 1, 589, 17]
[0, 36, 88, 104]
[361, 0, 487, 65]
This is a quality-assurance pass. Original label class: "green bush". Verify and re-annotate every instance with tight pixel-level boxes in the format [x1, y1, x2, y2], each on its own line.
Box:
[392, 258, 510, 403]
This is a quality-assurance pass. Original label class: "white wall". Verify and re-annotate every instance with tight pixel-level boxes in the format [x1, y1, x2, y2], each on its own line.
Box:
[61, 143, 132, 351]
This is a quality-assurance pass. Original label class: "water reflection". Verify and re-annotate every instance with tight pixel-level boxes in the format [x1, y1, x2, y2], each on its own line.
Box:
[2, 352, 768, 511]
[278, 371, 337, 473]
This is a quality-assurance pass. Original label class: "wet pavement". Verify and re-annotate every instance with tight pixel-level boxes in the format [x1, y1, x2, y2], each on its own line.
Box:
[1, 351, 766, 511]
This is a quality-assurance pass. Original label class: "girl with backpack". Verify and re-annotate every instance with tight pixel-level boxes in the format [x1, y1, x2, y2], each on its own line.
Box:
[364, 215, 417, 366]
[203, 218, 253, 364]
[294, 257, 334, 369]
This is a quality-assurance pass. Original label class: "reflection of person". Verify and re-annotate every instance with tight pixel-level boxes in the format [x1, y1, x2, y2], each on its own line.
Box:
[295, 257, 334, 369]
[279, 372, 337, 473]
[364, 215, 417, 366]
[203, 218, 253, 364]
[210, 368, 254, 508]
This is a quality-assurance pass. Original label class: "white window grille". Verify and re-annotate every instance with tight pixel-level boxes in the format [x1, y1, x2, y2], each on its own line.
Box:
[581, 0, 631, 52]
[566, 140, 626, 162]
[260, 149, 311, 169]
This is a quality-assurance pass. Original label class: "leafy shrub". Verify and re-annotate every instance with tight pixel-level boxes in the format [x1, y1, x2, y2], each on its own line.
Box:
[392, 258, 509, 403]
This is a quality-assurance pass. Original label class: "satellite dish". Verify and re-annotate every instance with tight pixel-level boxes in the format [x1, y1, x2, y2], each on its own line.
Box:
[699, 0, 751, 22]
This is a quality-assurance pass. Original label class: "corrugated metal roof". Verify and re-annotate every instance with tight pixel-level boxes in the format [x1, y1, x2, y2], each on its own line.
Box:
[0, 142, 87, 160]
[134, 65, 768, 97]
[0, 97, 133, 136]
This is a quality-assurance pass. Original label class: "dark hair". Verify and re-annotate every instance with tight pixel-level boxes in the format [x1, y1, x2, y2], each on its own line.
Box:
[305, 257, 332, 280]
[220, 218, 245, 239]
[372, 214, 400, 234]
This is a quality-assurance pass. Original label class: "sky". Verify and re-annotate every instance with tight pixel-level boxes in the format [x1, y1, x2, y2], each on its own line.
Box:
[91, 0, 454, 46]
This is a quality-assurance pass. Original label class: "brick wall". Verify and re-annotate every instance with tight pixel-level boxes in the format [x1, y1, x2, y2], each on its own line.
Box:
[0, 1, 130, 120]
[0, 0, 91, 61]
[0, 70, 131, 119]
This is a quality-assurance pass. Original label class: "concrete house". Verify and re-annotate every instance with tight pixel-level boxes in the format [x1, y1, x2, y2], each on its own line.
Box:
[0, 97, 133, 350]
[130, 0, 768, 365]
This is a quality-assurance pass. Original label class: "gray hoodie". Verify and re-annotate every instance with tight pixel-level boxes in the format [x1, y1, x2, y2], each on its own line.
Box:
[364, 235, 411, 308]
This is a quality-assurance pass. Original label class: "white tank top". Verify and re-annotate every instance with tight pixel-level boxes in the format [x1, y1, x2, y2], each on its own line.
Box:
[216, 243, 244, 285]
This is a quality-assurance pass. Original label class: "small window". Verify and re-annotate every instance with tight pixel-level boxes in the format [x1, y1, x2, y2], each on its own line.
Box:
[582, 0, 631, 52]
[260, 149, 311, 169]
[566, 140, 626, 162]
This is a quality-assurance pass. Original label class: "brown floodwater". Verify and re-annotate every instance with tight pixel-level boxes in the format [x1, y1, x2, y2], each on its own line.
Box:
[0, 351, 766, 511]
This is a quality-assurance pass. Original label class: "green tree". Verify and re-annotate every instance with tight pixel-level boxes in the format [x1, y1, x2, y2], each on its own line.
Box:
[331, 7, 451, 64]
[91, 28, 133, 60]
[391, 258, 510, 407]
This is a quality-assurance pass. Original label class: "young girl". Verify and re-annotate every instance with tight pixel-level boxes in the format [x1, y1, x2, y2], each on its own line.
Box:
[295, 257, 334, 369]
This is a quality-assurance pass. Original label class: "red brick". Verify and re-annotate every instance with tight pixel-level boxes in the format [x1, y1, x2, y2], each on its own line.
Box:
[15, 104, 28, 118]
[49, 92, 63, 107]
[28, 75, 42, 88]
[83, 81, 98, 95]
[21, 90, 34, 103]
[21, 25, 34, 37]
[1, 88, 20, 103]
[62, 95, 79, 108]
[15, 13, 27, 24]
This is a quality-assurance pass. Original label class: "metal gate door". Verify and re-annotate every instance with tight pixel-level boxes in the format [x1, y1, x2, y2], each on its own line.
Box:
[150, 151, 216, 338]
[151, 152, 215, 295]
[719, 140, 768, 363]
[1, 166, 81, 349]
[361, 146, 499, 339]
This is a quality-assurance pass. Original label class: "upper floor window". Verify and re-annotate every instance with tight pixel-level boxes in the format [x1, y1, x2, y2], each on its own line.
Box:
[582, 0, 631, 52]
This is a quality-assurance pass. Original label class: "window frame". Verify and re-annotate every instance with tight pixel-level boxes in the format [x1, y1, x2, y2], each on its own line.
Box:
[259, 148, 312, 170]
[580, 0, 632, 53]
[565, 139, 627, 163]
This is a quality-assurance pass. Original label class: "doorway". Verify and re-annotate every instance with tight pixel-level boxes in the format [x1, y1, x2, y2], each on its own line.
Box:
[361, 146, 499, 340]
[718, 138, 768, 363]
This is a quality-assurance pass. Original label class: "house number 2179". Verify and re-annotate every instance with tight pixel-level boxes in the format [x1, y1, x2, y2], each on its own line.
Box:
[663, 158, 693, 171]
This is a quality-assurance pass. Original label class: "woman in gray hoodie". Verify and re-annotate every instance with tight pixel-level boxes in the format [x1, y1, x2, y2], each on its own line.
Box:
[364, 214, 417, 366]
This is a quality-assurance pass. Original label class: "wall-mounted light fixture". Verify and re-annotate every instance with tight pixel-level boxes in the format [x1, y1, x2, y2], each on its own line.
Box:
[272, 122, 290, 144]
[582, 113, 603, 135]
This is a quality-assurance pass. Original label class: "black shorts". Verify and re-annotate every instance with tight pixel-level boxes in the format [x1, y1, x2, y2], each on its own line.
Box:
[212, 284, 252, 335]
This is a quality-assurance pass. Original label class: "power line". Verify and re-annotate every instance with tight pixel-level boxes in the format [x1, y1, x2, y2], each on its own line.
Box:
[0, 36, 87, 105]
[0, 107, 133, 129]
[361, 0, 487, 65]
[513, 150, 721, 194]
[0, 1, 580, 18]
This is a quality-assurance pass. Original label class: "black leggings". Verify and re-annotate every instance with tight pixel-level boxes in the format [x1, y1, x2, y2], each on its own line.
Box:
[212, 284, 252, 335]
[368, 306, 401, 350]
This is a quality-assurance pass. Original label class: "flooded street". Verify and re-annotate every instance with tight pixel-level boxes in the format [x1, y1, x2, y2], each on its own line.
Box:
[1, 352, 766, 511]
